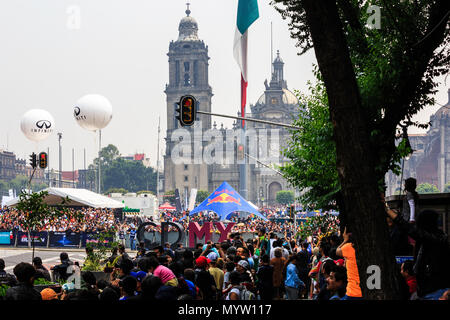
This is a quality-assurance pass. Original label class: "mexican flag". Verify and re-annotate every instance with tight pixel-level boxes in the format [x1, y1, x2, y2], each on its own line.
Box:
[233, 0, 259, 126]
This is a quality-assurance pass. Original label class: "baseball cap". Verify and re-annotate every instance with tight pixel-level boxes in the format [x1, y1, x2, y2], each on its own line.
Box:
[62, 282, 75, 293]
[334, 259, 345, 267]
[237, 260, 249, 270]
[207, 252, 218, 262]
[195, 256, 211, 268]
[131, 271, 148, 282]
[41, 288, 58, 300]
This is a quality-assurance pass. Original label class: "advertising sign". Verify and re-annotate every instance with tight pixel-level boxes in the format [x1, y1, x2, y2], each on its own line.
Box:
[81, 233, 114, 247]
[0, 231, 13, 245]
[49, 231, 80, 248]
[16, 231, 48, 247]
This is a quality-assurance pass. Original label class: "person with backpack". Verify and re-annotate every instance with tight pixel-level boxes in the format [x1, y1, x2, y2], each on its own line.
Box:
[226, 271, 242, 300]
[224, 271, 255, 300]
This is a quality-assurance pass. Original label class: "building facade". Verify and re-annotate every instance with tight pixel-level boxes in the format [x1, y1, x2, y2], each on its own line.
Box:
[0, 150, 16, 181]
[385, 89, 450, 195]
[163, 9, 298, 206]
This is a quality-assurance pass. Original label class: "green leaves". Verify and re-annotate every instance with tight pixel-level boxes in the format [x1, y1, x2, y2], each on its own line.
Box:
[280, 76, 339, 210]
[15, 191, 78, 232]
[416, 183, 440, 194]
[98, 145, 157, 194]
[275, 190, 295, 205]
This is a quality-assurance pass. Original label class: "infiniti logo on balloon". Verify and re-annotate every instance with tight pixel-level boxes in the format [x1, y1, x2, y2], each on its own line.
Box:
[36, 120, 52, 129]
[74, 106, 86, 120]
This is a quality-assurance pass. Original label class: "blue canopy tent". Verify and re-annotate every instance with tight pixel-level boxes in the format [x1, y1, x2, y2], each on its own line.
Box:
[190, 181, 268, 221]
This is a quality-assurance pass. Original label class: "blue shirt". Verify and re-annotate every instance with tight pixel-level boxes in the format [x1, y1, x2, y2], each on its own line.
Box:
[285, 263, 304, 289]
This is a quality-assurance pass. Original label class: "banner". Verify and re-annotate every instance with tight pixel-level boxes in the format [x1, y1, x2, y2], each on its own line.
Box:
[49, 231, 80, 248]
[0, 231, 13, 246]
[174, 188, 183, 213]
[16, 231, 48, 247]
[188, 188, 197, 211]
[81, 232, 114, 248]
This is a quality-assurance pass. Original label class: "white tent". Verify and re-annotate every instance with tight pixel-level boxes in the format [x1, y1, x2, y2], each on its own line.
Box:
[5, 188, 125, 209]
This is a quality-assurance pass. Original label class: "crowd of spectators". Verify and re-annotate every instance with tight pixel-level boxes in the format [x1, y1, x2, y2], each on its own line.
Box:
[1, 205, 448, 301]
[0, 207, 116, 233]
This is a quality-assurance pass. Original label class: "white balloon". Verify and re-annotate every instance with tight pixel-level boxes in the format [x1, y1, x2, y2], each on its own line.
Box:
[74, 94, 113, 131]
[20, 109, 55, 142]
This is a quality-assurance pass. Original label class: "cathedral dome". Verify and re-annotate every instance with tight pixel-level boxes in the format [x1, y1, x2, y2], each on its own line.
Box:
[434, 88, 450, 118]
[178, 9, 199, 42]
[256, 89, 298, 105]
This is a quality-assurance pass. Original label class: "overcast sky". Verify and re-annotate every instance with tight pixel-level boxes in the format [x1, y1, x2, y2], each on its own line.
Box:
[0, 0, 448, 172]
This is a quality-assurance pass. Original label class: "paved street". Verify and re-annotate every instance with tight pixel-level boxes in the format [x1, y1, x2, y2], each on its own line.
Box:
[0, 248, 87, 273]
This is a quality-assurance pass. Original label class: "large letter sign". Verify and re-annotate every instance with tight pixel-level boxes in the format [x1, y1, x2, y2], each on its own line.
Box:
[188, 222, 236, 247]
[137, 222, 185, 249]
[189, 222, 211, 248]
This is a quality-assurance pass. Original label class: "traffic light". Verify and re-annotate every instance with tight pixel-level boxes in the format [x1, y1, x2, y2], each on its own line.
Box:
[237, 144, 244, 160]
[29, 153, 37, 169]
[289, 205, 294, 218]
[176, 95, 196, 127]
[38, 152, 48, 169]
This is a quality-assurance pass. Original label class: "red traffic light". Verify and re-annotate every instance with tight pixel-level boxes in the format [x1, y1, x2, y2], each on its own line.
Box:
[177, 95, 196, 127]
[38, 152, 48, 169]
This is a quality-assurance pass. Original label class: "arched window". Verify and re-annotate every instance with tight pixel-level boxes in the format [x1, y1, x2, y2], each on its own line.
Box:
[184, 73, 190, 86]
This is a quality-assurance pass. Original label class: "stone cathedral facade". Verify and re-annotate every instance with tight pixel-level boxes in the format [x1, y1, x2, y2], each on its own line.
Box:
[163, 9, 298, 206]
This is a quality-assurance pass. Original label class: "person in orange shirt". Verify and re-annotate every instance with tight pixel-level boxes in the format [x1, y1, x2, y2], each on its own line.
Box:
[336, 228, 363, 300]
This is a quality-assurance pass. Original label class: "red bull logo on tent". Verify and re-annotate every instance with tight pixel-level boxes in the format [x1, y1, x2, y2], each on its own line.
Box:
[207, 193, 241, 206]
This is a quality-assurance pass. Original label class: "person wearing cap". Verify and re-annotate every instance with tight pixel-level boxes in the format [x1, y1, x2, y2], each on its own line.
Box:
[235, 259, 255, 291]
[130, 270, 147, 294]
[194, 256, 216, 300]
[207, 252, 224, 298]
[40, 288, 59, 300]
[119, 275, 138, 300]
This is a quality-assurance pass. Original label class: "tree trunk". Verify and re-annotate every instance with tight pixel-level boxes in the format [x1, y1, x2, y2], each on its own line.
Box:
[301, 0, 403, 299]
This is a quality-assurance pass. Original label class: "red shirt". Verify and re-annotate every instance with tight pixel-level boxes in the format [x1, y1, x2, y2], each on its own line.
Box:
[405, 275, 417, 294]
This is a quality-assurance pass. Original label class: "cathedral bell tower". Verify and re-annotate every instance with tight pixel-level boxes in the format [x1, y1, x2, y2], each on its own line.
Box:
[163, 6, 212, 196]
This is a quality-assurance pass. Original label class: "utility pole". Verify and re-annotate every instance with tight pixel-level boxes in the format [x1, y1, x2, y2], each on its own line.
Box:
[58, 133, 62, 188]
[156, 116, 161, 205]
[72, 148, 75, 188]
[98, 130, 102, 194]
[84, 148, 86, 189]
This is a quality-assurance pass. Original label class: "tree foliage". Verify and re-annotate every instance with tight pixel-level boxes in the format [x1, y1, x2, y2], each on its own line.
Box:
[195, 190, 209, 204]
[91, 145, 157, 194]
[275, 190, 295, 205]
[15, 190, 82, 261]
[281, 72, 339, 210]
[272, 0, 449, 186]
[0, 175, 48, 196]
[444, 183, 450, 193]
[271, 0, 450, 300]
[416, 183, 440, 194]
